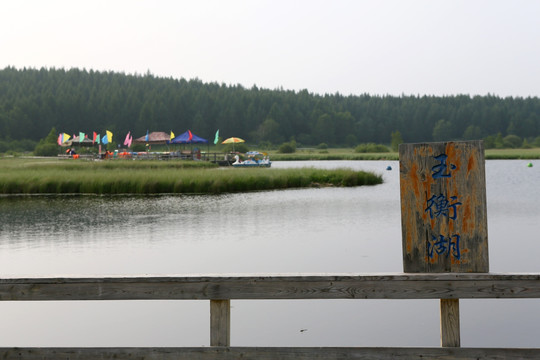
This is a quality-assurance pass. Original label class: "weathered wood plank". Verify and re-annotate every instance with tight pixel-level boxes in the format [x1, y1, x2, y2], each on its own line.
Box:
[1, 274, 540, 301]
[1, 347, 540, 360]
[440, 299, 460, 347]
[210, 300, 230, 346]
[399, 141, 488, 273]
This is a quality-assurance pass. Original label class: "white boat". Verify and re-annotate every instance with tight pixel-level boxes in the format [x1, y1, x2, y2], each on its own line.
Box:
[232, 152, 271, 168]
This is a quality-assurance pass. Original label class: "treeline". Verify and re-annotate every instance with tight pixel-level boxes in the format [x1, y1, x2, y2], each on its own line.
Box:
[1, 66, 539, 149]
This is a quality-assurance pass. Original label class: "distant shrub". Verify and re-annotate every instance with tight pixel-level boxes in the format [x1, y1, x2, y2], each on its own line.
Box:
[278, 141, 297, 153]
[317, 143, 328, 150]
[354, 143, 390, 153]
[503, 134, 522, 149]
[34, 143, 59, 156]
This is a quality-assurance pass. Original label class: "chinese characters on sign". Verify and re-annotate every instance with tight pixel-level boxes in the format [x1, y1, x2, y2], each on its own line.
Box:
[399, 141, 488, 273]
[428, 234, 461, 260]
[426, 154, 462, 261]
[425, 194, 462, 220]
[431, 154, 457, 179]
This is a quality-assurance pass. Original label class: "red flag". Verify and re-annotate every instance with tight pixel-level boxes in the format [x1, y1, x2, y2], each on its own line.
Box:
[188, 130, 193, 141]
[93, 131, 97, 144]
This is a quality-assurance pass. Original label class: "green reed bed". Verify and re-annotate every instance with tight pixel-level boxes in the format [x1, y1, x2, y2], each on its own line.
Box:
[270, 153, 399, 161]
[0, 158, 382, 195]
[485, 148, 540, 159]
[271, 147, 540, 161]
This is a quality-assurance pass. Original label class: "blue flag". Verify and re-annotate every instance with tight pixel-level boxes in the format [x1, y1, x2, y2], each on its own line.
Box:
[145, 130, 149, 142]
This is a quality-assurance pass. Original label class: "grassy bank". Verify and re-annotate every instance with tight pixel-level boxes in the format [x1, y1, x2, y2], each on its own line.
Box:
[484, 148, 540, 159]
[270, 147, 540, 160]
[0, 158, 382, 195]
[271, 152, 399, 161]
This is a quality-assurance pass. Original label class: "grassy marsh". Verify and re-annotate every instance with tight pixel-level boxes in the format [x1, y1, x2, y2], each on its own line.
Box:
[0, 158, 383, 195]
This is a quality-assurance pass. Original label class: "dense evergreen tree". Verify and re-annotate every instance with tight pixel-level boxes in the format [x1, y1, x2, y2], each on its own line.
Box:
[33, 126, 59, 156]
[1, 66, 539, 148]
[390, 131, 403, 152]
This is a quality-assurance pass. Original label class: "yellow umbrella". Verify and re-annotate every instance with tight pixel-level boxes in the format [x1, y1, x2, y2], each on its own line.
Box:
[221, 137, 245, 152]
[221, 137, 245, 144]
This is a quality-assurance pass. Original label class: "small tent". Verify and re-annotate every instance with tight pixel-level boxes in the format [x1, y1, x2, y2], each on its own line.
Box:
[62, 135, 94, 147]
[169, 131, 208, 144]
[133, 131, 171, 144]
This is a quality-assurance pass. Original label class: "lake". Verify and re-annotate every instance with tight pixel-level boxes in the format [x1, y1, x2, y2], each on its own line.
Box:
[0, 160, 539, 347]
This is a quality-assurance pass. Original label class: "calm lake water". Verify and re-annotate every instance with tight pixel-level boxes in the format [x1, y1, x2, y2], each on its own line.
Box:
[0, 160, 539, 347]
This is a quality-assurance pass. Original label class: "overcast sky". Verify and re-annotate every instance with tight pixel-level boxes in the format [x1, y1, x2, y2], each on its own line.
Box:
[2, 0, 539, 97]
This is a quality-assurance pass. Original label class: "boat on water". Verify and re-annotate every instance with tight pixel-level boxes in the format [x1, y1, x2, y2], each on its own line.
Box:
[232, 152, 271, 168]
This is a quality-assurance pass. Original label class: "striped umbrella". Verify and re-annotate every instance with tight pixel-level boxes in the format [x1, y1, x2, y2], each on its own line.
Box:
[221, 137, 245, 152]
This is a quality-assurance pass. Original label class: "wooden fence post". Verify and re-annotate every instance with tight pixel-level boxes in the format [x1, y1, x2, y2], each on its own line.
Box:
[440, 299, 460, 347]
[210, 299, 231, 346]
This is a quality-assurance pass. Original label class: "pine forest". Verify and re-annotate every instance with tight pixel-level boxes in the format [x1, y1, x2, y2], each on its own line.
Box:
[1, 66, 539, 151]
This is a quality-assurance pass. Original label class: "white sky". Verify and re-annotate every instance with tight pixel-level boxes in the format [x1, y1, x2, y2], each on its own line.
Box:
[1, 0, 539, 97]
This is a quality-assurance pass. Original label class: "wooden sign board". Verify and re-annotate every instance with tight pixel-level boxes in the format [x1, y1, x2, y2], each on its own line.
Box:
[399, 141, 488, 273]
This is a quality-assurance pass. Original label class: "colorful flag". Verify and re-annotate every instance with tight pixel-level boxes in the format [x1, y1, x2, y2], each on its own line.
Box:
[214, 129, 219, 145]
[127, 134, 132, 147]
[123, 131, 131, 146]
[106, 130, 113, 144]
[96, 134, 100, 144]
[93, 131, 97, 144]
[55, 133, 68, 146]
[79, 132, 85, 142]
[170, 130, 175, 140]
[145, 130, 149, 142]
[102, 133, 108, 145]
[188, 130, 193, 141]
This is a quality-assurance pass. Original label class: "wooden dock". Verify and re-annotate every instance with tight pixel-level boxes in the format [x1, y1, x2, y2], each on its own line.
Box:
[1, 273, 540, 359]
[58, 151, 233, 164]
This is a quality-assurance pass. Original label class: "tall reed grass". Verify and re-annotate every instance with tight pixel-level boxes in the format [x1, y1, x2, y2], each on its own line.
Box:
[0, 158, 382, 195]
[272, 148, 540, 160]
[271, 153, 399, 161]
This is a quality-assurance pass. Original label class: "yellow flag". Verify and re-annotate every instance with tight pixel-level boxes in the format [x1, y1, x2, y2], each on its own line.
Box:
[170, 131, 175, 140]
[106, 130, 113, 143]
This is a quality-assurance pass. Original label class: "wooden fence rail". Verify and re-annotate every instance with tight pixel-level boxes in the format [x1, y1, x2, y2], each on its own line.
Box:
[1, 273, 540, 359]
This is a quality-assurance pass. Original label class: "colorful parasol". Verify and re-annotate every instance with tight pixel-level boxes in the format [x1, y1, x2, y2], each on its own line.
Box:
[221, 137, 245, 152]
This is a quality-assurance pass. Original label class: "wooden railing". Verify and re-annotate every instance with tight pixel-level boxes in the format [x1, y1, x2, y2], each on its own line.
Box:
[1, 273, 540, 359]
